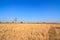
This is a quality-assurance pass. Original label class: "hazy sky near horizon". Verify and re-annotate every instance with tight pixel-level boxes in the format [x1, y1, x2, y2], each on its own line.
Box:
[0, 0, 60, 22]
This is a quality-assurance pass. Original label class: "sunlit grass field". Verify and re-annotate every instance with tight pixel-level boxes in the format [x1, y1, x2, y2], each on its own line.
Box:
[0, 23, 60, 40]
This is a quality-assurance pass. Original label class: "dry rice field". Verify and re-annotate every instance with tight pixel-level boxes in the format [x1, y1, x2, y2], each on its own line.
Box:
[0, 23, 60, 40]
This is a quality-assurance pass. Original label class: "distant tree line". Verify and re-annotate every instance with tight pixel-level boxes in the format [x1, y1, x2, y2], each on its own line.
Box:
[0, 17, 60, 24]
[0, 17, 24, 24]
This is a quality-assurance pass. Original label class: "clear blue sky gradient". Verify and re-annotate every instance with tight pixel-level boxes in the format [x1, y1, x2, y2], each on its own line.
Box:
[0, 0, 60, 22]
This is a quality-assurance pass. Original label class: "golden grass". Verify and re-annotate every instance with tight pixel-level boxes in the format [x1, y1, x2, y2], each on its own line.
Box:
[0, 24, 60, 40]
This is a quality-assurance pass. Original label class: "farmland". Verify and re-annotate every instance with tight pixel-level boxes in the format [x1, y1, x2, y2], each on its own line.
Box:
[0, 23, 60, 40]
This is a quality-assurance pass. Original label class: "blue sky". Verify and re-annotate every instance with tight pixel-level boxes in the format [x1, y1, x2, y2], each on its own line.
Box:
[0, 0, 60, 22]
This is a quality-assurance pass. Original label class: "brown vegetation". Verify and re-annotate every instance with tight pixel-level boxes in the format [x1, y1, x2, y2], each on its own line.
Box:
[0, 24, 60, 40]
